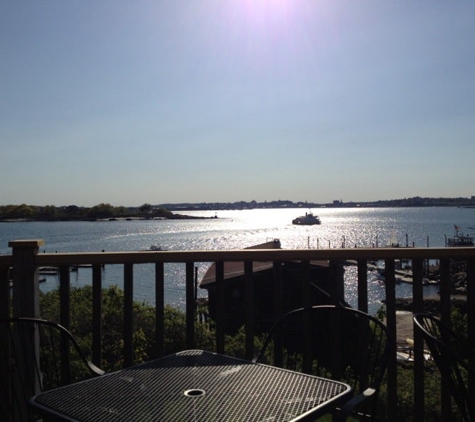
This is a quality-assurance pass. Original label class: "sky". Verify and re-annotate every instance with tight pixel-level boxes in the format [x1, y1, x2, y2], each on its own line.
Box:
[1, 1, 475, 207]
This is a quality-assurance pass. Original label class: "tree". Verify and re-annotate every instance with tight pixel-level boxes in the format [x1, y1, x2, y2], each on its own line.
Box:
[139, 203, 152, 215]
[1, 204, 35, 219]
[87, 203, 115, 219]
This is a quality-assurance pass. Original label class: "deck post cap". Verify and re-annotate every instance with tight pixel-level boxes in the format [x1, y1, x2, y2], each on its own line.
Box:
[9, 240, 45, 248]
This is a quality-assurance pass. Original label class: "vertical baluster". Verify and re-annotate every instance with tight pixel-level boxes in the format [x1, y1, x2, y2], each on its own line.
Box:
[92, 264, 103, 369]
[357, 260, 368, 313]
[384, 258, 397, 422]
[438, 258, 452, 420]
[467, 258, 475, 399]
[412, 258, 424, 420]
[155, 262, 165, 357]
[329, 259, 344, 305]
[186, 262, 195, 349]
[244, 261, 254, 361]
[272, 262, 283, 367]
[216, 261, 225, 354]
[0, 262, 10, 319]
[124, 263, 134, 367]
[59, 265, 71, 330]
[301, 260, 311, 309]
[273, 262, 283, 318]
[59, 265, 71, 384]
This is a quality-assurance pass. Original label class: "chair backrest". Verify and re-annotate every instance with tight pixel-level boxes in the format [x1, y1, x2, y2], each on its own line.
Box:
[255, 305, 389, 419]
[0, 317, 103, 422]
[413, 313, 475, 422]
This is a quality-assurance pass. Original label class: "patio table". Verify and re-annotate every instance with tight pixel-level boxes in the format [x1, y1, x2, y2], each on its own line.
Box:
[30, 349, 352, 421]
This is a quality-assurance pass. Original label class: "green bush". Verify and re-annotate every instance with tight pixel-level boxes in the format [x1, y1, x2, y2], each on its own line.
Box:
[39, 285, 215, 372]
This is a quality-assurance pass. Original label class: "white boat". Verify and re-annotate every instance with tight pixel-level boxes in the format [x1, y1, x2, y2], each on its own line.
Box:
[292, 212, 321, 226]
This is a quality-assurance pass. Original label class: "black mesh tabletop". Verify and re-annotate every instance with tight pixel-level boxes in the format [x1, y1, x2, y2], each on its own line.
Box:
[31, 350, 352, 422]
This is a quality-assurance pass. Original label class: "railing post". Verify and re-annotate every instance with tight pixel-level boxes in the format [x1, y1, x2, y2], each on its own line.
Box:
[7, 240, 43, 420]
[9, 240, 44, 318]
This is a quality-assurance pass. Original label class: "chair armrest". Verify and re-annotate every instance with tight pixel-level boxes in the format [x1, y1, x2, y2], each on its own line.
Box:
[334, 387, 376, 422]
[87, 361, 105, 376]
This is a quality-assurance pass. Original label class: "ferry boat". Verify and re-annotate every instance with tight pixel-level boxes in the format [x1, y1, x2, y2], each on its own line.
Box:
[292, 212, 321, 226]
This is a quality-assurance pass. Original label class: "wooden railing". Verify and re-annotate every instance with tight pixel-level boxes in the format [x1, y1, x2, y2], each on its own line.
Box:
[1, 240, 475, 421]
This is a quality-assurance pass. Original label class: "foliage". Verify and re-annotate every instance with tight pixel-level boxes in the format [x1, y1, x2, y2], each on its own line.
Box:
[0, 204, 35, 219]
[87, 203, 116, 219]
[139, 203, 152, 214]
[39, 285, 215, 372]
[375, 363, 466, 421]
[0, 203, 199, 221]
[222, 326, 266, 360]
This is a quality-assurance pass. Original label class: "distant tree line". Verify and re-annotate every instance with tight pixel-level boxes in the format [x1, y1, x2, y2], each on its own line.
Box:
[2, 196, 474, 220]
[160, 196, 475, 211]
[0, 203, 202, 221]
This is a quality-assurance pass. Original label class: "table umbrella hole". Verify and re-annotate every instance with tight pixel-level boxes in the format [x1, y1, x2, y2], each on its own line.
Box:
[184, 389, 206, 398]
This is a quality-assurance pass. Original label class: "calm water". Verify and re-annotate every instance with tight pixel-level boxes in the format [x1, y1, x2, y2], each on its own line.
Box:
[2, 207, 474, 312]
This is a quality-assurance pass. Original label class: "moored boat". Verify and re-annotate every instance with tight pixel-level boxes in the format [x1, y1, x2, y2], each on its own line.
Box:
[149, 245, 164, 251]
[446, 225, 474, 247]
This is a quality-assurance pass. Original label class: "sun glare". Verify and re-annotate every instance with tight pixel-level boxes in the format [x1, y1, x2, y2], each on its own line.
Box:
[237, 0, 297, 31]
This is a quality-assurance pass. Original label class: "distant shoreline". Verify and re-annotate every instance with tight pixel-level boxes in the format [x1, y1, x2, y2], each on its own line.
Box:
[161, 196, 475, 211]
[2, 197, 474, 222]
[0, 213, 215, 223]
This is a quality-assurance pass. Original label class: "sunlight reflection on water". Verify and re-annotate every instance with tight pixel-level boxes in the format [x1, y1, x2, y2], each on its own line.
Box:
[2, 207, 474, 311]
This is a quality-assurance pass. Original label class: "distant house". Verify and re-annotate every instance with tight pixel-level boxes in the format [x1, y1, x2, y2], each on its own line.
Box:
[199, 239, 346, 334]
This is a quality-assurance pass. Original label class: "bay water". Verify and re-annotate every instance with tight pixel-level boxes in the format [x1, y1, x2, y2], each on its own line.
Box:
[2, 207, 474, 313]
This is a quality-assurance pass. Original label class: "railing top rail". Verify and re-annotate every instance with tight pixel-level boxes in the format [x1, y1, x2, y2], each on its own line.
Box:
[0, 256, 13, 266]
[31, 247, 475, 266]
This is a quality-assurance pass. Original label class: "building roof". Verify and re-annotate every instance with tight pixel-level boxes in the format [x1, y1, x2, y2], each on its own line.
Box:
[199, 239, 282, 287]
[199, 239, 329, 287]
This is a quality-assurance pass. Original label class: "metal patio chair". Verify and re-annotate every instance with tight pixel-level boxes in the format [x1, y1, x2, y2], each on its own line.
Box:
[413, 313, 475, 422]
[254, 305, 389, 421]
[0, 317, 104, 422]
